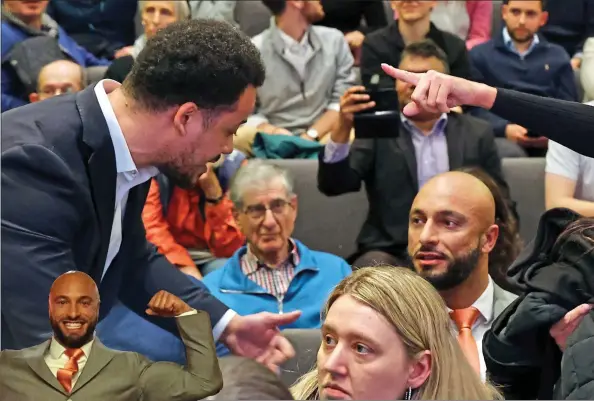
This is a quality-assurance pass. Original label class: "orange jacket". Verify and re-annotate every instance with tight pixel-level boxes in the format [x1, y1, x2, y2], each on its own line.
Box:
[142, 179, 245, 267]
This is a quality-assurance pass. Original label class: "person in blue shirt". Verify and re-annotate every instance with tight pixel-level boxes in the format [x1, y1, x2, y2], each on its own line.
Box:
[1, 0, 109, 112]
[469, 0, 578, 158]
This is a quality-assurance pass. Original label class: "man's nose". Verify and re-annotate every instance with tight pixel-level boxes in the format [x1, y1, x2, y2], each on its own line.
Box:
[418, 221, 438, 244]
[261, 209, 278, 227]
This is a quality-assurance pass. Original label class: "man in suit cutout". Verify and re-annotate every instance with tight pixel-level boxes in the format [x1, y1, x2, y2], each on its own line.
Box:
[0, 271, 223, 401]
[1, 19, 300, 368]
[407, 171, 518, 381]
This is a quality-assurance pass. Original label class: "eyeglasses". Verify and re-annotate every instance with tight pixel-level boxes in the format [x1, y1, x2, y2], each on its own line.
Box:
[243, 199, 292, 220]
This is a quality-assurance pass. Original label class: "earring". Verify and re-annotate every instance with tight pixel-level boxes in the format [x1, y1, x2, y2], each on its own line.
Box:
[404, 387, 413, 401]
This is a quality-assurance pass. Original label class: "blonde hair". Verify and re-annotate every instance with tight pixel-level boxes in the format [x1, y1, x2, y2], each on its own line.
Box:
[290, 266, 503, 400]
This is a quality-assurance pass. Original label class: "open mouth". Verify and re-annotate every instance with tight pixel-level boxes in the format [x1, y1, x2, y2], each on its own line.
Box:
[62, 321, 86, 331]
[415, 252, 446, 265]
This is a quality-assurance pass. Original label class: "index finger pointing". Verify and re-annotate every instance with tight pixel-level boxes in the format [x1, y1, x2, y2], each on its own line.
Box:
[381, 63, 420, 85]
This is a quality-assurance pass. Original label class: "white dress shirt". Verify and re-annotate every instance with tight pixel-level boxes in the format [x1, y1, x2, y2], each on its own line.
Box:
[94, 80, 235, 341]
[448, 277, 494, 382]
[44, 339, 94, 388]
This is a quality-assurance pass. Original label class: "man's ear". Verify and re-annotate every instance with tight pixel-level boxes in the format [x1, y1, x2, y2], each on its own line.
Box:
[481, 224, 499, 254]
[29, 92, 40, 103]
[407, 350, 431, 390]
[173, 103, 200, 137]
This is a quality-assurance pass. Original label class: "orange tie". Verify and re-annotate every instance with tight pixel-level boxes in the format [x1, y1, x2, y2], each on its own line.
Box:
[57, 348, 85, 393]
[450, 307, 481, 374]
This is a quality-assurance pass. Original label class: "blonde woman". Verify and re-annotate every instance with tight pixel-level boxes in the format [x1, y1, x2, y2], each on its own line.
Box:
[291, 266, 502, 400]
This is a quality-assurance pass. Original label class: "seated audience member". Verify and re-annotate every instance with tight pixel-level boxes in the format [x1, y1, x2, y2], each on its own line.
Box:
[104, 0, 190, 83]
[46, 0, 138, 60]
[234, 0, 356, 155]
[429, 0, 493, 50]
[212, 356, 294, 400]
[459, 166, 523, 294]
[581, 37, 594, 102]
[0, 271, 223, 400]
[469, 0, 578, 157]
[1, 0, 109, 112]
[189, 0, 237, 25]
[203, 160, 352, 356]
[484, 210, 594, 399]
[28, 60, 85, 103]
[407, 171, 518, 380]
[545, 104, 594, 216]
[540, 0, 594, 70]
[314, 0, 388, 63]
[143, 153, 247, 279]
[290, 266, 502, 400]
[360, 0, 470, 89]
[318, 39, 507, 269]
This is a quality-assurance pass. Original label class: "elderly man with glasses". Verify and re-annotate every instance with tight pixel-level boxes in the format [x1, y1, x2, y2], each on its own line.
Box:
[203, 160, 352, 357]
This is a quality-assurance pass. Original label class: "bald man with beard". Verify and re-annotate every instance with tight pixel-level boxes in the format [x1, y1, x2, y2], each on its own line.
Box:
[0, 271, 223, 401]
[407, 171, 518, 381]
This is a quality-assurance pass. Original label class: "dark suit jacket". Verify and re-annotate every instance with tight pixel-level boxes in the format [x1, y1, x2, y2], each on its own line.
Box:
[1, 86, 229, 350]
[318, 113, 508, 259]
[360, 22, 471, 88]
[0, 312, 223, 401]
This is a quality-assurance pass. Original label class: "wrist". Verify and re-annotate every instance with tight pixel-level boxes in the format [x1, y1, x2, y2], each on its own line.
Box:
[475, 83, 498, 110]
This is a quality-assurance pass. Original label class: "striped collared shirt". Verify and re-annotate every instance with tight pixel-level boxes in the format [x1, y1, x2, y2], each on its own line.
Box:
[240, 239, 300, 301]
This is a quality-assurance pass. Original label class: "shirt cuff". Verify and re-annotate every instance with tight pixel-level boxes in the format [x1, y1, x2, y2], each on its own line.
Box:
[177, 309, 198, 317]
[212, 309, 237, 342]
[326, 102, 340, 112]
[323, 138, 351, 163]
[245, 115, 268, 128]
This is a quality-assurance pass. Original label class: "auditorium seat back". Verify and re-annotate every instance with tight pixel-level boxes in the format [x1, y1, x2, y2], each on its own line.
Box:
[280, 328, 322, 388]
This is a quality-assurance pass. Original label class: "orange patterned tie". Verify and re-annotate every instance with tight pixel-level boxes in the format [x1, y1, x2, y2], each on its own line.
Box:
[450, 307, 481, 374]
[56, 348, 85, 393]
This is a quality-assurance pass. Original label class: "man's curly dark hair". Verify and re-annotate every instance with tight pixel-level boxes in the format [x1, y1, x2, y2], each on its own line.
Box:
[122, 19, 265, 114]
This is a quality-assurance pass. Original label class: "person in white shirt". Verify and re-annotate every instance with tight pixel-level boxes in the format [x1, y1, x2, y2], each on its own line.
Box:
[407, 171, 517, 381]
[545, 102, 594, 216]
[0, 271, 223, 401]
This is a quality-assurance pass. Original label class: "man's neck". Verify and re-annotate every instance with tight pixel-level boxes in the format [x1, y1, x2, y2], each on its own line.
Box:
[107, 88, 166, 168]
[276, 15, 309, 43]
[440, 261, 490, 310]
[398, 18, 431, 44]
[409, 116, 441, 135]
[249, 242, 291, 268]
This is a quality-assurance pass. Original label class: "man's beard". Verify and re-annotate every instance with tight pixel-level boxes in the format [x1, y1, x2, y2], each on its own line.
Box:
[50, 318, 97, 349]
[158, 163, 197, 190]
[509, 27, 533, 43]
[417, 246, 481, 291]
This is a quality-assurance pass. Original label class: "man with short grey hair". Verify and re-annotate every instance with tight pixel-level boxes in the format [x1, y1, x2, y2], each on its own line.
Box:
[203, 160, 352, 356]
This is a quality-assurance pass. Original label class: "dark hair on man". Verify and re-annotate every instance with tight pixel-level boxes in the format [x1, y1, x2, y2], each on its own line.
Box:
[122, 19, 265, 114]
[400, 39, 450, 74]
[261, 0, 287, 16]
[212, 356, 294, 400]
[503, 0, 546, 9]
[458, 166, 523, 294]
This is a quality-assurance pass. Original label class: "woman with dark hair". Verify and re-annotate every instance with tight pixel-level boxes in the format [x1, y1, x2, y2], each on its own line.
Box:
[458, 166, 523, 294]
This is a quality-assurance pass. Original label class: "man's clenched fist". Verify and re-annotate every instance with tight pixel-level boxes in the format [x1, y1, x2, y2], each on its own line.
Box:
[146, 290, 193, 317]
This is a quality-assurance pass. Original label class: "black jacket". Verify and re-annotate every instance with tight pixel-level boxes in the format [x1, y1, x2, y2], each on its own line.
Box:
[360, 22, 470, 88]
[317, 112, 506, 261]
[483, 208, 594, 399]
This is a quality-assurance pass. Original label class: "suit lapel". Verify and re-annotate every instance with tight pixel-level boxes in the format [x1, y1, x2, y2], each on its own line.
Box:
[76, 87, 117, 284]
[445, 116, 464, 171]
[493, 283, 518, 317]
[395, 128, 418, 189]
[70, 339, 115, 394]
[25, 341, 67, 395]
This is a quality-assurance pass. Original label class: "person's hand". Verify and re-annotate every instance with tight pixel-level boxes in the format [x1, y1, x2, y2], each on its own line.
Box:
[570, 57, 582, 70]
[257, 123, 293, 136]
[221, 311, 301, 371]
[332, 86, 375, 143]
[505, 124, 529, 143]
[381, 63, 498, 115]
[550, 304, 592, 351]
[178, 265, 203, 280]
[146, 290, 193, 317]
[299, 133, 315, 141]
[114, 46, 133, 59]
[345, 30, 365, 50]
[197, 163, 223, 199]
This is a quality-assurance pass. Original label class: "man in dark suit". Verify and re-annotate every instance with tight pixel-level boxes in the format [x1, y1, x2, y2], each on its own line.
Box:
[0, 271, 223, 401]
[1, 19, 300, 369]
[318, 39, 508, 268]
